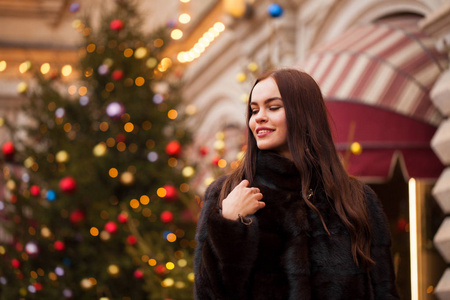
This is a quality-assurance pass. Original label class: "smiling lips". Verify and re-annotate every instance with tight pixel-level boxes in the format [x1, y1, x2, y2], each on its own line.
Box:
[256, 127, 275, 137]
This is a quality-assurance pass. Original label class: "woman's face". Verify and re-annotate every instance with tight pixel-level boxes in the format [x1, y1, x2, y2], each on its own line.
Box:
[249, 77, 290, 158]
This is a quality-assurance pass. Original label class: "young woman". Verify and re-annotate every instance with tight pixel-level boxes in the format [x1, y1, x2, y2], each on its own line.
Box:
[194, 69, 399, 299]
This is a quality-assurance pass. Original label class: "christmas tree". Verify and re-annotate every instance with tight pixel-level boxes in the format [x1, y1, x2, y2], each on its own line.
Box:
[0, 1, 198, 299]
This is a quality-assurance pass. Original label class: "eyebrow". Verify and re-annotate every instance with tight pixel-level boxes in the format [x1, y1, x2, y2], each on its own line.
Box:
[250, 97, 282, 106]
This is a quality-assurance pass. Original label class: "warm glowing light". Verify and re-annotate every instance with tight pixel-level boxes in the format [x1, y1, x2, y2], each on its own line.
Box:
[78, 86, 88, 96]
[208, 28, 219, 37]
[171, 29, 183, 40]
[158, 57, 172, 72]
[0, 60, 6, 72]
[124, 48, 134, 58]
[90, 227, 99, 236]
[19, 61, 32, 73]
[178, 259, 187, 267]
[148, 259, 157, 266]
[61, 65, 72, 77]
[153, 39, 164, 48]
[179, 13, 191, 24]
[135, 77, 145, 86]
[130, 199, 140, 209]
[180, 0, 190, 3]
[218, 159, 227, 168]
[182, 166, 195, 177]
[167, 233, 177, 243]
[40, 63, 50, 74]
[109, 168, 118, 178]
[140, 195, 150, 205]
[124, 122, 134, 132]
[214, 22, 225, 32]
[86, 43, 96, 53]
[108, 265, 119, 275]
[157, 188, 167, 198]
[68, 85, 77, 95]
[409, 178, 418, 300]
[162, 278, 174, 287]
[166, 262, 175, 270]
[168, 109, 178, 119]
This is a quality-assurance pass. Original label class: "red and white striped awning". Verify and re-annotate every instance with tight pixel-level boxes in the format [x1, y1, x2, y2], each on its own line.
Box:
[301, 17, 448, 126]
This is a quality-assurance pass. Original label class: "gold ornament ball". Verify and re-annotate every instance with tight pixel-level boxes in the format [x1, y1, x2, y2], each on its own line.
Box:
[214, 140, 225, 151]
[120, 171, 135, 185]
[236, 72, 247, 83]
[185, 104, 197, 116]
[55, 150, 69, 163]
[240, 93, 249, 103]
[93, 143, 107, 157]
[107, 264, 120, 276]
[80, 278, 93, 290]
[224, 0, 246, 18]
[182, 166, 195, 178]
[6, 180, 16, 191]
[24, 157, 35, 168]
[17, 82, 28, 94]
[350, 142, 362, 155]
[134, 47, 148, 59]
[247, 62, 259, 72]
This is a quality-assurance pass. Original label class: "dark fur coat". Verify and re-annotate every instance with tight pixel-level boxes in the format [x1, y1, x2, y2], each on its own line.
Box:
[194, 151, 399, 300]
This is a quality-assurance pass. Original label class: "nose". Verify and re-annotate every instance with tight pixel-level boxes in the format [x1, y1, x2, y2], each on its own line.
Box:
[255, 110, 268, 123]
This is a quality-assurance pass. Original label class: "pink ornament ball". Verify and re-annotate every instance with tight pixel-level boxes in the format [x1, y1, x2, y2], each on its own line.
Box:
[163, 185, 178, 202]
[104, 221, 118, 234]
[117, 212, 128, 223]
[134, 269, 144, 279]
[160, 211, 173, 223]
[59, 177, 77, 194]
[54, 241, 66, 252]
[11, 258, 21, 268]
[70, 209, 86, 225]
[106, 102, 125, 120]
[111, 70, 124, 81]
[110, 19, 124, 31]
[127, 235, 137, 245]
[30, 185, 41, 197]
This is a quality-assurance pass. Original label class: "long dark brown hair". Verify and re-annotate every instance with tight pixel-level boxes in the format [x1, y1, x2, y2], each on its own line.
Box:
[219, 68, 374, 268]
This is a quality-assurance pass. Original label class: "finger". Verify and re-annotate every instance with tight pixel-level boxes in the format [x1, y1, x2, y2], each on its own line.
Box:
[255, 193, 263, 201]
[240, 180, 249, 187]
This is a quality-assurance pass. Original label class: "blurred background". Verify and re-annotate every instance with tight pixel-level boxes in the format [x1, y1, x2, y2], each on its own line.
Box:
[0, 0, 450, 299]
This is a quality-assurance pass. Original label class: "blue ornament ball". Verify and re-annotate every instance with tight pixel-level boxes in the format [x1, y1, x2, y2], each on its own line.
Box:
[267, 3, 283, 18]
[46, 190, 57, 201]
[69, 3, 80, 13]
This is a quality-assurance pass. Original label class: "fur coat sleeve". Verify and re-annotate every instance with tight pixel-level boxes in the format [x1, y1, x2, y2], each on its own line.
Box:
[194, 176, 259, 300]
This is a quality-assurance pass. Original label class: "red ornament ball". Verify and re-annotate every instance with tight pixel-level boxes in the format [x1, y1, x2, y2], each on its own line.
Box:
[154, 264, 166, 275]
[104, 221, 118, 234]
[59, 177, 77, 194]
[127, 235, 137, 245]
[30, 185, 41, 197]
[160, 211, 173, 223]
[199, 145, 209, 156]
[165, 140, 181, 157]
[211, 156, 220, 165]
[11, 258, 21, 268]
[134, 269, 144, 279]
[70, 209, 86, 225]
[115, 133, 126, 143]
[117, 212, 128, 223]
[2, 141, 15, 160]
[111, 70, 124, 81]
[110, 19, 124, 31]
[54, 240, 66, 252]
[163, 185, 178, 202]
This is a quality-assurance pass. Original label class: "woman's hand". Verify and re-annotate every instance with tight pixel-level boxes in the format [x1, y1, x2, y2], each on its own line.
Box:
[221, 180, 265, 220]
